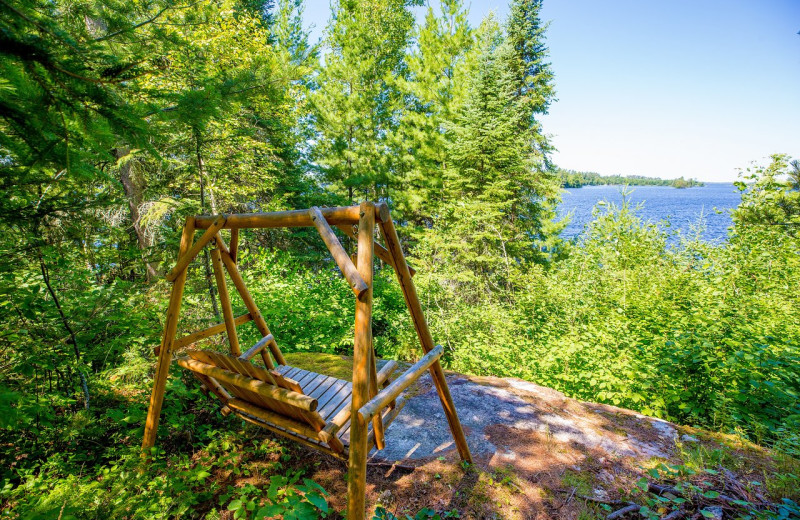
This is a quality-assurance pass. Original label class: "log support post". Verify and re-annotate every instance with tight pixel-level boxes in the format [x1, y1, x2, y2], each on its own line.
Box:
[347, 202, 374, 520]
[165, 215, 225, 282]
[229, 228, 239, 263]
[377, 203, 472, 464]
[142, 216, 196, 453]
[216, 235, 286, 368]
[210, 242, 240, 356]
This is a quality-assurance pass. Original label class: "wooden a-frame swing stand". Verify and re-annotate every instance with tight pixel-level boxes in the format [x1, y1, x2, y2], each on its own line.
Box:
[141, 202, 472, 519]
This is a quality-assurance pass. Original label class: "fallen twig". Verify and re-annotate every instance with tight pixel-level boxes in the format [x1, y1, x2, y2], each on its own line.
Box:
[607, 503, 640, 519]
[662, 509, 686, 520]
[367, 461, 415, 471]
[648, 482, 681, 496]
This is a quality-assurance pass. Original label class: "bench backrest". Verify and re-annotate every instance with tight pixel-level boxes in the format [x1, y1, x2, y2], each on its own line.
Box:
[178, 350, 325, 430]
[187, 349, 302, 392]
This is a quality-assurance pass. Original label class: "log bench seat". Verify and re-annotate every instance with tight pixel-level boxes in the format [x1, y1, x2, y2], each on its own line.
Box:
[176, 349, 407, 459]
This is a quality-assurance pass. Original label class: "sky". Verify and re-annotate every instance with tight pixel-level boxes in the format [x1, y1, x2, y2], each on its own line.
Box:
[299, 0, 800, 182]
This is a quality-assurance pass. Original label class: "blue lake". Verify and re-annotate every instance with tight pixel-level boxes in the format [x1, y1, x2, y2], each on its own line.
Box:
[557, 183, 742, 242]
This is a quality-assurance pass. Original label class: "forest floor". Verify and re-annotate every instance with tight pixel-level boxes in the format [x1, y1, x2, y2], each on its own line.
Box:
[273, 353, 800, 519]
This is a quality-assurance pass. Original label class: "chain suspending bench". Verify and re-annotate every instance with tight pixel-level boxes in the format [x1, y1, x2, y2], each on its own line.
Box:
[141, 202, 472, 519]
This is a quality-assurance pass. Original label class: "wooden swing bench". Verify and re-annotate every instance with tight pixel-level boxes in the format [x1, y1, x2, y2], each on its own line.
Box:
[175, 340, 443, 459]
[141, 202, 472, 519]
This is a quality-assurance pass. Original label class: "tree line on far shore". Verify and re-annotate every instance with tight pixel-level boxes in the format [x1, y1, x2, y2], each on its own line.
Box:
[559, 169, 704, 188]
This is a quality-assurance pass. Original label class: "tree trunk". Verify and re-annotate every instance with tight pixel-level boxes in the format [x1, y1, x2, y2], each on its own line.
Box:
[194, 130, 221, 321]
[116, 147, 158, 282]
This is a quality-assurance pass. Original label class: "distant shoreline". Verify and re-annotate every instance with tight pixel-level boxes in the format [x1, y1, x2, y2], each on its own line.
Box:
[564, 183, 704, 189]
[558, 168, 704, 189]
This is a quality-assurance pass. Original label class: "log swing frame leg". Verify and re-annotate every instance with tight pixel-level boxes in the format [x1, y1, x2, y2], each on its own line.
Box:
[347, 202, 375, 519]
[377, 203, 472, 464]
[141, 216, 195, 452]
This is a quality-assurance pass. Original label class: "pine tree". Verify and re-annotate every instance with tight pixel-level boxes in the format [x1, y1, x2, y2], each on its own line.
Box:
[311, 0, 419, 204]
[270, 0, 319, 203]
[502, 0, 563, 256]
[136, 0, 307, 215]
[505, 0, 555, 128]
[439, 4, 562, 269]
[391, 0, 473, 221]
[272, 0, 315, 67]
[443, 19, 541, 269]
[0, 0, 160, 226]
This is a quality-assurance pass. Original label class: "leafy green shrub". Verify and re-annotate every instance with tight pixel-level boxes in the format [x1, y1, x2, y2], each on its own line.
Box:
[410, 159, 800, 449]
[626, 463, 800, 520]
[374, 506, 459, 520]
[241, 248, 416, 359]
[222, 474, 329, 519]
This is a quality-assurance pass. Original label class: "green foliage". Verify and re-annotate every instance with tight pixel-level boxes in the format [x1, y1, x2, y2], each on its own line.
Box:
[733, 154, 800, 231]
[391, 0, 474, 220]
[2, 431, 331, 520]
[224, 474, 329, 519]
[415, 175, 800, 447]
[0, 0, 156, 224]
[240, 247, 414, 358]
[311, 0, 421, 203]
[374, 506, 459, 520]
[626, 463, 800, 520]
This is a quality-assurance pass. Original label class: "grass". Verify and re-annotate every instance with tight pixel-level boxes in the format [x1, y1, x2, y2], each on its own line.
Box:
[282, 352, 408, 383]
[561, 469, 597, 496]
[283, 351, 354, 380]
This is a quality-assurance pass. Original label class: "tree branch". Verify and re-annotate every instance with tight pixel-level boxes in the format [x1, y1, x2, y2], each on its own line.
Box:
[38, 246, 90, 409]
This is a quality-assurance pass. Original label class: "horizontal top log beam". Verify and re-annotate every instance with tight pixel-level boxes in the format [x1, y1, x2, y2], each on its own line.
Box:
[194, 204, 389, 230]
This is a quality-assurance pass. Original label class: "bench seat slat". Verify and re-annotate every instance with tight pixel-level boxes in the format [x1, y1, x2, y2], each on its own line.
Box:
[307, 376, 337, 400]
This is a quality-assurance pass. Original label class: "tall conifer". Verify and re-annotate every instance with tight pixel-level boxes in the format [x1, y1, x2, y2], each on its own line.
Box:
[505, 0, 555, 129]
[311, 0, 419, 203]
[441, 1, 562, 266]
[391, 0, 473, 220]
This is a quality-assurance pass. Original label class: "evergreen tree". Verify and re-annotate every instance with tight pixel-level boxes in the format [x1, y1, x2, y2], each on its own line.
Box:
[272, 0, 315, 67]
[270, 0, 319, 202]
[505, 0, 555, 131]
[311, 0, 420, 204]
[444, 20, 541, 267]
[391, 0, 473, 221]
[439, 5, 562, 269]
[0, 0, 161, 226]
[502, 0, 563, 256]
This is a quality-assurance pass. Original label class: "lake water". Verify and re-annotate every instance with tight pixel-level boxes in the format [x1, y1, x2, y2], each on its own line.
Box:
[557, 183, 742, 242]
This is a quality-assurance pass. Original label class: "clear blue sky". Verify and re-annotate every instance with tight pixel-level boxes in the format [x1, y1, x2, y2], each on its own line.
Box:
[300, 0, 800, 182]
